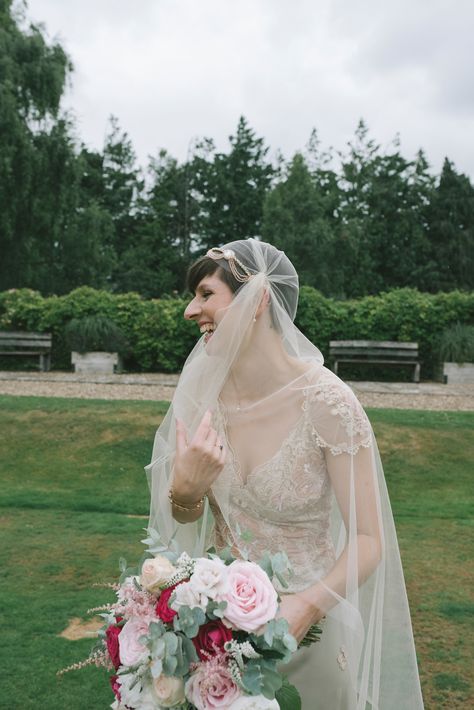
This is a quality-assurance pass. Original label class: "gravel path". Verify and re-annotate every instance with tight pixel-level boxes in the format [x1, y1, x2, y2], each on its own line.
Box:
[1, 371, 473, 411]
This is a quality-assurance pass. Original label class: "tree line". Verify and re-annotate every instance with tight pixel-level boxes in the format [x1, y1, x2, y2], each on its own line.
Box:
[1, 0, 473, 299]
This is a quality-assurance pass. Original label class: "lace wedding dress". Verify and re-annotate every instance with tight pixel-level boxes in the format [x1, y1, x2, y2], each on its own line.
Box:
[147, 239, 424, 709]
[207, 365, 422, 709]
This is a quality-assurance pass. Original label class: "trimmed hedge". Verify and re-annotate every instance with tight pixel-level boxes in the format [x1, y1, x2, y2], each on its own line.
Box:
[0, 286, 473, 377]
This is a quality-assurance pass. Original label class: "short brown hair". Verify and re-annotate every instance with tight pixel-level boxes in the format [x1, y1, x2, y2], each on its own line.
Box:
[186, 256, 242, 295]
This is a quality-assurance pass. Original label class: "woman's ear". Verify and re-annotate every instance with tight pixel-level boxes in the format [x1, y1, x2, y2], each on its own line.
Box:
[255, 287, 271, 318]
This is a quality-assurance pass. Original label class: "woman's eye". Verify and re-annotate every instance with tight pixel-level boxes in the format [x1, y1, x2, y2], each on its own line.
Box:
[202, 292, 212, 300]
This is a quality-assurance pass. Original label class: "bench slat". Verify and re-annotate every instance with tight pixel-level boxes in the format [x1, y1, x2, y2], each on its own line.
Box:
[335, 358, 419, 365]
[330, 348, 418, 360]
[0, 350, 49, 355]
[0, 331, 51, 338]
[329, 340, 418, 349]
[0, 339, 52, 348]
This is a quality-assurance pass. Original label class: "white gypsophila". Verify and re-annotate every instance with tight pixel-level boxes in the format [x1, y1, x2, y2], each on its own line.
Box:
[189, 557, 229, 602]
[170, 580, 207, 612]
[228, 695, 280, 709]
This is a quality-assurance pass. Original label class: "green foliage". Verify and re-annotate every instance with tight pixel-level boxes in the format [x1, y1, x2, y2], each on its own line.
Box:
[1, 286, 473, 375]
[172, 604, 206, 638]
[193, 116, 274, 251]
[263, 152, 343, 295]
[276, 677, 302, 710]
[145, 622, 197, 678]
[241, 657, 284, 698]
[437, 322, 474, 363]
[64, 314, 129, 354]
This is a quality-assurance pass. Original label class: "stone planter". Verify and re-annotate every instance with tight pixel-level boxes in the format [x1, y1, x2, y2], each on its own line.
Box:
[71, 351, 121, 375]
[443, 362, 474, 384]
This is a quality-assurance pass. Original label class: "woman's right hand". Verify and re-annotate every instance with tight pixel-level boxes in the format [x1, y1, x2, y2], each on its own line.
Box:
[172, 410, 226, 504]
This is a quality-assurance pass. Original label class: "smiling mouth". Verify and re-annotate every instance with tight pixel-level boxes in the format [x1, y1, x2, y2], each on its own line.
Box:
[200, 324, 216, 343]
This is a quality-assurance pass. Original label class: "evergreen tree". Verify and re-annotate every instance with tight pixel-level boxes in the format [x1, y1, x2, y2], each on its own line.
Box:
[194, 117, 274, 250]
[0, 0, 72, 290]
[115, 150, 190, 297]
[425, 159, 474, 291]
[262, 153, 342, 295]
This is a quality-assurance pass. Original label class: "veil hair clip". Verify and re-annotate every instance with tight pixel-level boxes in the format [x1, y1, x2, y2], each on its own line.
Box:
[207, 247, 253, 283]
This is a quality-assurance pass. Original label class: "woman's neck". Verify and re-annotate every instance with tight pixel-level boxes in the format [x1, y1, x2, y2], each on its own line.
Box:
[224, 319, 308, 406]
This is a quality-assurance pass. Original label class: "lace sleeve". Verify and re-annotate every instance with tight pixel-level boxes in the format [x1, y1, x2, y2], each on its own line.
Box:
[304, 367, 372, 456]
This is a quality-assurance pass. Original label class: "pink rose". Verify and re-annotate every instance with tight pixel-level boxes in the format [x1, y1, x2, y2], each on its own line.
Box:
[118, 617, 151, 667]
[185, 661, 241, 709]
[192, 620, 233, 661]
[223, 560, 278, 632]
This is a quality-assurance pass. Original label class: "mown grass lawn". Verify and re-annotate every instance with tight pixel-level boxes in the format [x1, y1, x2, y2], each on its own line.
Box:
[0, 395, 473, 709]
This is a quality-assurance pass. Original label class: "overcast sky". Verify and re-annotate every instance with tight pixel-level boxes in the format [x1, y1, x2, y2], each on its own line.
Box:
[24, 0, 474, 178]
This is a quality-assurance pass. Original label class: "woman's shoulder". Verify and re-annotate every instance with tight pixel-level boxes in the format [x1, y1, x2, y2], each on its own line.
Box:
[302, 364, 372, 454]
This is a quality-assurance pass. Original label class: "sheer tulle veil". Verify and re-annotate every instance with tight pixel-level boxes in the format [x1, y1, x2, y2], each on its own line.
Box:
[145, 238, 424, 709]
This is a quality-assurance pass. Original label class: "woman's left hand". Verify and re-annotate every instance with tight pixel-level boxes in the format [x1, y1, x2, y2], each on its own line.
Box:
[276, 593, 324, 644]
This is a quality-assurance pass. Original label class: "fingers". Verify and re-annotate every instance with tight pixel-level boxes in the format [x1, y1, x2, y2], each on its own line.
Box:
[194, 409, 213, 442]
[205, 427, 218, 449]
[175, 418, 188, 455]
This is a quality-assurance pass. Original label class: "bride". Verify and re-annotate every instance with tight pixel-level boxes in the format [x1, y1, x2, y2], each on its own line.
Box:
[146, 239, 424, 709]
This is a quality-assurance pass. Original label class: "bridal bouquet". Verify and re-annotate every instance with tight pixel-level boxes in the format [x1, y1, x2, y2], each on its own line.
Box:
[61, 529, 310, 710]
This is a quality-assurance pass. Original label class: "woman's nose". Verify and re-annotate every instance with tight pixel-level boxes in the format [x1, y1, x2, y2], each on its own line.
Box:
[184, 298, 200, 320]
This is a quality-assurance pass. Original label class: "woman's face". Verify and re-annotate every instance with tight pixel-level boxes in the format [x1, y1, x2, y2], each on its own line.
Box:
[184, 271, 234, 344]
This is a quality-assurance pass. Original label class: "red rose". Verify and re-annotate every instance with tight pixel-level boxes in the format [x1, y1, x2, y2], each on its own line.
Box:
[155, 586, 178, 623]
[110, 674, 121, 701]
[192, 620, 233, 661]
[106, 624, 122, 670]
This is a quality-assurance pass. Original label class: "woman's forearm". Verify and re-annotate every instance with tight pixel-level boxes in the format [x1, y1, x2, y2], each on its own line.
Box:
[299, 533, 382, 620]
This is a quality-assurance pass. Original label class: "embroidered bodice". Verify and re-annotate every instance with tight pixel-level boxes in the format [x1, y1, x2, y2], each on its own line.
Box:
[209, 366, 372, 593]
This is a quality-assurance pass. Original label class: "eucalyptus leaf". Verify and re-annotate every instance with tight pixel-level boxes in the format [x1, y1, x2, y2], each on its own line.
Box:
[148, 620, 166, 639]
[258, 552, 273, 579]
[163, 631, 179, 655]
[162, 653, 178, 676]
[151, 658, 163, 678]
[242, 657, 282, 697]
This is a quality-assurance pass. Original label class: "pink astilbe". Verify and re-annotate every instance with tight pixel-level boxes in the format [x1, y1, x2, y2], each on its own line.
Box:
[114, 577, 156, 620]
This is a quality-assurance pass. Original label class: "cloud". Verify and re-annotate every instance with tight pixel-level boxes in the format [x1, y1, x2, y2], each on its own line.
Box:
[24, 0, 474, 178]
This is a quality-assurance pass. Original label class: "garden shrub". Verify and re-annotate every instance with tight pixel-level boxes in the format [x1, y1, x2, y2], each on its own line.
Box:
[0, 286, 473, 377]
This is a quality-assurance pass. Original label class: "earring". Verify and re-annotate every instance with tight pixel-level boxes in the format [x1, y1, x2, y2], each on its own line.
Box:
[253, 317, 257, 322]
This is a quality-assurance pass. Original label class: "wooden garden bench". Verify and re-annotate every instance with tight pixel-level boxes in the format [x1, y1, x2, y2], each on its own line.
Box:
[0, 331, 52, 371]
[329, 340, 420, 382]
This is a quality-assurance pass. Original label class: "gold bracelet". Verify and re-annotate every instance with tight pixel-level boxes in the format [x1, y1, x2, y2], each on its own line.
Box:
[168, 488, 206, 512]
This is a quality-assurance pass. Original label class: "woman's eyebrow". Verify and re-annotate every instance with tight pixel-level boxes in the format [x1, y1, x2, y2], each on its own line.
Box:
[196, 282, 214, 293]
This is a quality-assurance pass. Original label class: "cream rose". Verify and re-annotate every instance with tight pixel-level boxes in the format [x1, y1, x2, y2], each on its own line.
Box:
[223, 560, 278, 632]
[140, 555, 176, 593]
[171, 580, 206, 611]
[153, 674, 186, 707]
[188, 557, 229, 603]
